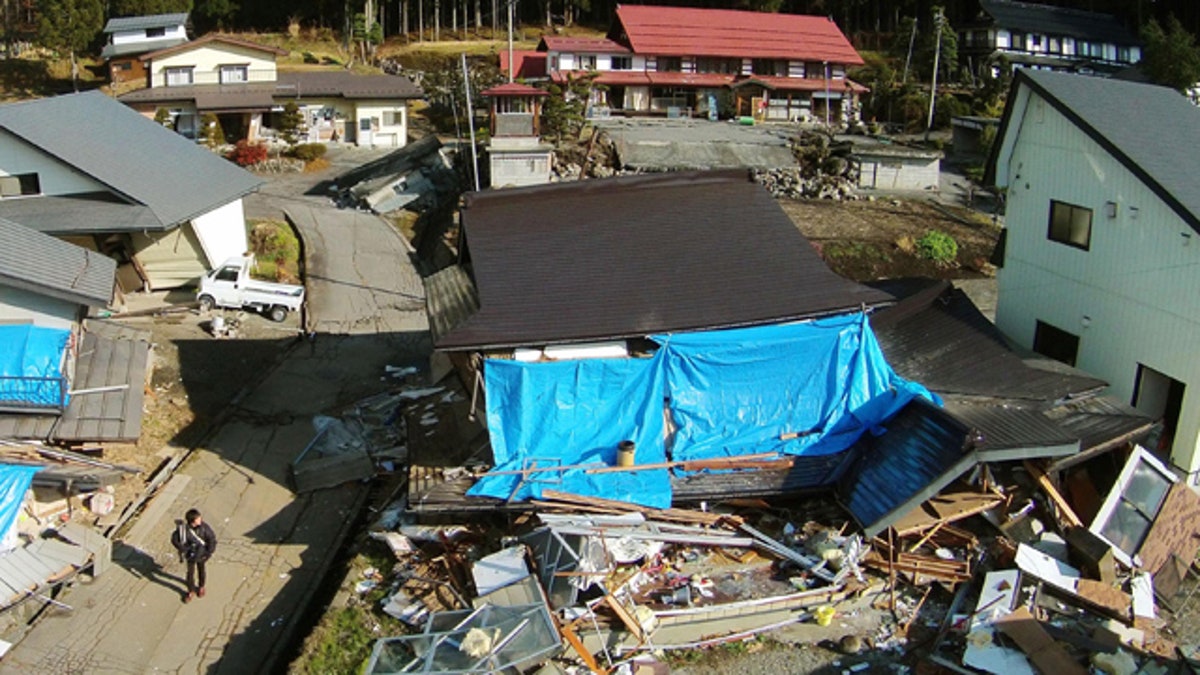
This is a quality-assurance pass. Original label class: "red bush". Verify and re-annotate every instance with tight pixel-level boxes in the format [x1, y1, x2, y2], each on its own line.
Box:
[227, 140, 268, 167]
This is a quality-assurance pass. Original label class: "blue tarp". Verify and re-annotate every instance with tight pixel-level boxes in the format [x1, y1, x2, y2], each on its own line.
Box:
[0, 324, 70, 408]
[655, 313, 932, 461]
[0, 464, 41, 540]
[469, 312, 935, 508]
[467, 355, 670, 506]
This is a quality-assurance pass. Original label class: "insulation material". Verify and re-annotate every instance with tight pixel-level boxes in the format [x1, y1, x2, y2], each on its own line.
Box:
[0, 324, 70, 408]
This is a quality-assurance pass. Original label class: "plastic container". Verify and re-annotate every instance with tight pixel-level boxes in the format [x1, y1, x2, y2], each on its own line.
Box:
[814, 605, 836, 626]
[617, 440, 636, 467]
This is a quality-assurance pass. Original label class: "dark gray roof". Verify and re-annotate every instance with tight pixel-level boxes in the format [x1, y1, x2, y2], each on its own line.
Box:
[101, 37, 188, 59]
[119, 83, 277, 111]
[103, 13, 188, 33]
[988, 69, 1200, 233]
[0, 217, 115, 307]
[0, 91, 263, 230]
[275, 70, 424, 100]
[0, 193, 163, 234]
[437, 171, 891, 350]
[870, 279, 1107, 403]
[976, 0, 1138, 45]
[424, 265, 479, 347]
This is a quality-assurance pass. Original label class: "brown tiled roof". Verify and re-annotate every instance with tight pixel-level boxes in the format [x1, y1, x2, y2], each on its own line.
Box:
[436, 171, 890, 350]
[140, 33, 288, 61]
[274, 70, 423, 100]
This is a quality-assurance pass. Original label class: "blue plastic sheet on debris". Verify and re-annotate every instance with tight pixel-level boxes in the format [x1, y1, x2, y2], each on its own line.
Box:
[654, 313, 935, 462]
[0, 324, 70, 408]
[0, 464, 41, 539]
[468, 312, 935, 508]
[467, 355, 670, 507]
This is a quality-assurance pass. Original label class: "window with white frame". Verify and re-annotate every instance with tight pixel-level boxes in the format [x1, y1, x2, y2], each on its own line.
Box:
[577, 55, 597, 70]
[382, 110, 404, 126]
[220, 64, 249, 84]
[165, 66, 193, 86]
[611, 56, 632, 70]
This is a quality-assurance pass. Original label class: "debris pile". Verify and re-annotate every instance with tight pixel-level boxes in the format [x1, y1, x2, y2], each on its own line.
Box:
[749, 130, 860, 200]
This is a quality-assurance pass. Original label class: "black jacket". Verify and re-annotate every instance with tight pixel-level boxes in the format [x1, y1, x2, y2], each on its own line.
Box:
[172, 521, 218, 562]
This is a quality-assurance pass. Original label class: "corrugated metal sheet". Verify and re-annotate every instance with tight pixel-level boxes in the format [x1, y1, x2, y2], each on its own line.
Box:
[439, 171, 890, 350]
[0, 218, 115, 307]
[838, 400, 976, 537]
[0, 91, 263, 230]
[942, 399, 1080, 460]
[871, 280, 1106, 403]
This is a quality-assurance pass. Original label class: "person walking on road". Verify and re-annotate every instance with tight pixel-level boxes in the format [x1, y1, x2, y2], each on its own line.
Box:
[171, 508, 217, 603]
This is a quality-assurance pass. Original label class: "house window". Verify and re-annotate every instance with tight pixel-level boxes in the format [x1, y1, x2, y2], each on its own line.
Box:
[382, 109, 404, 126]
[805, 62, 828, 79]
[117, 61, 133, 71]
[146, 27, 166, 38]
[753, 59, 787, 76]
[220, 64, 249, 84]
[0, 172, 40, 198]
[611, 56, 632, 70]
[577, 55, 597, 70]
[655, 56, 682, 72]
[1048, 200, 1093, 249]
[697, 57, 739, 74]
[1033, 320, 1080, 367]
[165, 66, 193, 86]
[1091, 446, 1175, 560]
[1118, 47, 1133, 63]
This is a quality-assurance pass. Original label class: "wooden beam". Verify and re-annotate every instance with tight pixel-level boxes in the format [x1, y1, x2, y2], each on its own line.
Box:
[1025, 460, 1083, 528]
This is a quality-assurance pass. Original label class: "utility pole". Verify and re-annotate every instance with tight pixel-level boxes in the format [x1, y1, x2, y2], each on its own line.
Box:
[902, 18, 917, 83]
[462, 53, 481, 192]
[925, 8, 943, 142]
[507, 0, 515, 82]
[823, 60, 830, 127]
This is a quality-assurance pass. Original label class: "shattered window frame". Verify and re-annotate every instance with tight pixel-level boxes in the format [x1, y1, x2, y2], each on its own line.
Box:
[1089, 445, 1176, 564]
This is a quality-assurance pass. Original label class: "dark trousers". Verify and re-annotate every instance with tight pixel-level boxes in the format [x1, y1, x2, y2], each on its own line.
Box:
[186, 558, 207, 591]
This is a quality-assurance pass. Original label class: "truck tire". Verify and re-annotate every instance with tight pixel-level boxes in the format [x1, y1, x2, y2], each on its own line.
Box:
[267, 305, 288, 323]
[198, 295, 215, 313]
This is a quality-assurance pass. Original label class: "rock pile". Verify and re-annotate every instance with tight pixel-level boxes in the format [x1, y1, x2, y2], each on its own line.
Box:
[752, 167, 859, 200]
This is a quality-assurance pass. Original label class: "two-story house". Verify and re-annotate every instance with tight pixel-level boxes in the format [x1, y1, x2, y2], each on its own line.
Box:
[987, 70, 1200, 480]
[537, 4, 865, 122]
[101, 13, 189, 87]
[117, 34, 423, 148]
[0, 91, 262, 292]
[959, 0, 1141, 78]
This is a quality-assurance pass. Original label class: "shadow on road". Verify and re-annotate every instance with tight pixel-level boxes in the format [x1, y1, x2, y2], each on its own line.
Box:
[112, 541, 190, 599]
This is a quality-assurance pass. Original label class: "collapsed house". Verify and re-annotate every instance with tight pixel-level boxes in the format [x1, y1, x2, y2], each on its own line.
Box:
[324, 171, 1186, 673]
[332, 136, 458, 215]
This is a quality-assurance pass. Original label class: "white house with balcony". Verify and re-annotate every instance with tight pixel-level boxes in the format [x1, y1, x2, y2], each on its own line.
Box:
[118, 34, 424, 148]
[101, 13, 189, 86]
[987, 69, 1200, 481]
[960, 0, 1141, 78]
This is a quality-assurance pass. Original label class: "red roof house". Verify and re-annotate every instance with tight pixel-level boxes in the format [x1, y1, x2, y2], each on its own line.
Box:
[537, 4, 866, 122]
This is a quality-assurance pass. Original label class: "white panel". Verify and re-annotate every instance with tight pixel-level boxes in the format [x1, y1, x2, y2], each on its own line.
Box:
[150, 44, 278, 87]
[0, 287, 78, 329]
[0, 129, 109, 195]
[190, 199, 249, 267]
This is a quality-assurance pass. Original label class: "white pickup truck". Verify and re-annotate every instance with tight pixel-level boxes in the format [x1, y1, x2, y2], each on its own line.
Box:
[197, 256, 305, 322]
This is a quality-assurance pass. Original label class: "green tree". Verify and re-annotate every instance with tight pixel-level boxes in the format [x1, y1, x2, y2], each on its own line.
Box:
[1140, 16, 1200, 94]
[541, 72, 594, 142]
[153, 107, 173, 128]
[277, 100, 303, 145]
[111, 0, 192, 15]
[35, 0, 103, 90]
[194, 0, 237, 30]
[198, 112, 226, 148]
[916, 7, 958, 84]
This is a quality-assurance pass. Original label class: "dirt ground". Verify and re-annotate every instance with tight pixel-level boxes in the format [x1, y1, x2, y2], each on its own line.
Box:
[778, 197, 1002, 282]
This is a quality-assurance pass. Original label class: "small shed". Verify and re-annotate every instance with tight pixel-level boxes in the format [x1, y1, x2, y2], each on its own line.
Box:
[851, 140, 942, 192]
[951, 115, 1000, 159]
[481, 83, 553, 189]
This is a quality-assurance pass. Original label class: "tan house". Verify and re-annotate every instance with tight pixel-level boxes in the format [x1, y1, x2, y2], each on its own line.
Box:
[118, 34, 423, 148]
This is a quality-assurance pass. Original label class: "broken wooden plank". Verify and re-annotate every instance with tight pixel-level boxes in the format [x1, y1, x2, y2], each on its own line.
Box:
[538, 490, 738, 527]
[1024, 460, 1083, 528]
[994, 606, 1088, 675]
[892, 489, 1006, 537]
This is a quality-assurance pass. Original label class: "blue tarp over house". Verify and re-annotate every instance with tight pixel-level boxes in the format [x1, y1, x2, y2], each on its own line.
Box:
[468, 313, 934, 508]
[0, 325, 70, 409]
[0, 464, 41, 539]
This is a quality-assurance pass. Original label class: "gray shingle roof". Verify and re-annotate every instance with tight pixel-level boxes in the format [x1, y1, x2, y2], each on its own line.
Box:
[275, 71, 424, 100]
[0, 193, 163, 234]
[103, 13, 188, 33]
[977, 0, 1138, 45]
[0, 91, 264, 230]
[0, 217, 115, 307]
[991, 70, 1200, 234]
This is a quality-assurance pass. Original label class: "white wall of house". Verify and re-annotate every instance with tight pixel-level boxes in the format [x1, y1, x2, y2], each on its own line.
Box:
[994, 88, 1200, 479]
[150, 44, 278, 87]
[857, 154, 940, 191]
[354, 101, 409, 148]
[0, 130, 109, 196]
[129, 224, 209, 289]
[190, 198, 249, 267]
[0, 286, 79, 330]
[111, 24, 186, 46]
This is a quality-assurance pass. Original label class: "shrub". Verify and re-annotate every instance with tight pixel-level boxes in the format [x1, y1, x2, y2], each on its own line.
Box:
[227, 140, 268, 166]
[917, 230, 959, 265]
[153, 107, 173, 129]
[278, 101, 303, 144]
[288, 143, 327, 162]
[198, 113, 225, 148]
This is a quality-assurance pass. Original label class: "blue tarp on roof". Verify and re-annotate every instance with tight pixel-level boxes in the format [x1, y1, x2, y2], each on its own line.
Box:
[0, 465, 41, 540]
[469, 312, 934, 508]
[0, 325, 70, 409]
[655, 313, 932, 461]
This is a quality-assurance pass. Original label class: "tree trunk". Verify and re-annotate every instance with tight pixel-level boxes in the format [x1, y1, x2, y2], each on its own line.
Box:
[419, 0, 425, 41]
[434, 0, 440, 41]
[402, 0, 409, 42]
[474, 0, 481, 33]
[452, 2, 457, 34]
